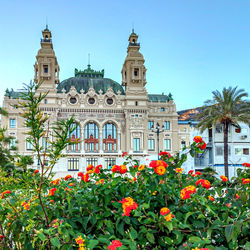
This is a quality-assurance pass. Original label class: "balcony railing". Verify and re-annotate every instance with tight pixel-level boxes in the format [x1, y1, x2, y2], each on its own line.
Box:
[41, 39, 52, 43]
[104, 150, 118, 153]
[129, 42, 140, 46]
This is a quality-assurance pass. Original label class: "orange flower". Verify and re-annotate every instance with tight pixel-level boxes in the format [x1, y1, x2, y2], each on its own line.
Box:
[193, 136, 203, 143]
[51, 178, 60, 185]
[119, 197, 138, 216]
[138, 164, 145, 171]
[107, 240, 122, 250]
[220, 175, 228, 182]
[1, 190, 11, 199]
[154, 165, 166, 175]
[87, 164, 94, 171]
[149, 160, 168, 169]
[180, 185, 196, 200]
[111, 165, 120, 173]
[195, 171, 202, 176]
[48, 188, 57, 196]
[64, 175, 72, 181]
[208, 195, 215, 201]
[96, 179, 104, 185]
[75, 235, 85, 250]
[176, 168, 184, 173]
[82, 173, 89, 182]
[242, 178, 250, 184]
[195, 179, 211, 190]
[164, 213, 174, 222]
[119, 165, 127, 174]
[68, 183, 75, 187]
[160, 207, 170, 216]
[235, 194, 240, 199]
[21, 201, 31, 210]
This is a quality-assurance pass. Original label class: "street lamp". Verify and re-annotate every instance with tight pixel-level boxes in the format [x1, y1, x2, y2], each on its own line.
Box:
[151, 122, 165, 159]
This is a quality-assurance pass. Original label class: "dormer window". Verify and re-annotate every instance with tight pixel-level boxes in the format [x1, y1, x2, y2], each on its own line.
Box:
[132, 39, 135, 43]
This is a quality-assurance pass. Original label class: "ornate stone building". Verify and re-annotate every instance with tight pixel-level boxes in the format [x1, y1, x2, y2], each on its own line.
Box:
[2, 26, 179, 177]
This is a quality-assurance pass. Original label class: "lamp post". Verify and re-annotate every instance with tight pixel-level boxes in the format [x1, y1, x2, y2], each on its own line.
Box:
[151, 122, 165, 159]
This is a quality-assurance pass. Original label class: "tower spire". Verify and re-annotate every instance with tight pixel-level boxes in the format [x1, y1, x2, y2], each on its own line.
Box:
[88, 53, 91, 69]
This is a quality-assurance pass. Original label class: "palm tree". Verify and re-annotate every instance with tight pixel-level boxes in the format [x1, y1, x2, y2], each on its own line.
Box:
[197, 87, 250, 177]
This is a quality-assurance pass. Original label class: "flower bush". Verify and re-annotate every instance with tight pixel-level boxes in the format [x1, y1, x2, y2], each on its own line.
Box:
[0, 83, 249, 249]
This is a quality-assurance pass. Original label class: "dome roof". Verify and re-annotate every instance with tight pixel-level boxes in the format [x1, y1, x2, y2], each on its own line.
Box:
[57, 65, 125, 95]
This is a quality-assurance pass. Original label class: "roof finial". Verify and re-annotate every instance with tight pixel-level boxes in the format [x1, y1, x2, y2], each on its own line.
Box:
[132, 22, 134, 33]
[88, 53, 91, 69]
[46, 16, 48, 30]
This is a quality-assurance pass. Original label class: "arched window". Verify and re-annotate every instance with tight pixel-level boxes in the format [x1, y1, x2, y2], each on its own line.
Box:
[84, 122, 99, 152]
[103, 123, 117, 152]
[68, 122, 81, 152]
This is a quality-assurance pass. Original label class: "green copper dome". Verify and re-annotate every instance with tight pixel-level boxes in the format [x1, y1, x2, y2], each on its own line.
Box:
[57, 65, 125, 95]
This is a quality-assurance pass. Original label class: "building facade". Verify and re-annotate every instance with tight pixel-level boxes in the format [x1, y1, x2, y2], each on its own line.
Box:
[1, 27, 180, 177]
[178, 108, 250, 178]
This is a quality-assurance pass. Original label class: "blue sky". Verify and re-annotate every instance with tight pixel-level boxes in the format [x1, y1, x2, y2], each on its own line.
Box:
[0, 0, 250, 111]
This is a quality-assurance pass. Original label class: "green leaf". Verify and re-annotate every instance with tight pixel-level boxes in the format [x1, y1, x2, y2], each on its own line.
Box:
[51, 237, 61, 248]
[37, 232, 46, 242]
[165, 221, 173, 232]
[117, 221, 125, 236]
[130, 227, 138, 240]
[146, 232, 155, 243]
[184, 211, 195, 224]
[88, 239, 99, 249]
[225, 225, 234, 242]
[188, 236, 201, 243]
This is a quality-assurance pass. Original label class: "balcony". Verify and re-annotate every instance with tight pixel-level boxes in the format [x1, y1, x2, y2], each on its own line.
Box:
[129, 42, 140, 46]
[41, 39, 52, 43]
[104, 150, 118, 154]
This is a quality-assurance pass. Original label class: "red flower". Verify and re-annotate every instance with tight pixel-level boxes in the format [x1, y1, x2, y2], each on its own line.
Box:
[87, 165, 94, 171]
[78, 172, 84, 177]
[180, 185, 196, 200]
[107, 240, 122, 250]
[193, 136, 203, 143]
[119, 197, 138, 216]
[235, 194, 240, 199]
[1, 190, 12, 199]
[195, 171, 202, 176]
[34, 170, 39, 174]
[159, 151, 172, 158]
[160, 207, 170, 216]
[119, 165, 127, 174]
[64, 175, 72, 181]
[111, 165, 120, 173]
[242, 162, 250, 167]
[220, 175, 228, 182]
[188, 170, 194, 175]
[50, 200, 54, 203]
[0, 235, 4, 241]
[122, 152, 128, 157]
[94, 165, 102, 174]
[242, 178, 250, 184]
[195, 179, 211, 190]
[83, 173, 89, 182]
[226, 203, 231, 208]
[208, 195, 215, 201]
[48, 188, 57, 196]
[198, 141, 207, 150]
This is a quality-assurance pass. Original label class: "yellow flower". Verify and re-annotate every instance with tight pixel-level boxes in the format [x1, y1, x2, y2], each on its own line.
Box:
[164, 213, 174, 222]
[138, 164, 145, 171]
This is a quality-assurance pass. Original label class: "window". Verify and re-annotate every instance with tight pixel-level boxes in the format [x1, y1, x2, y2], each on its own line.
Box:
[215, 124, 223, 133]
[181, 141, 186, 148]
[86, 158, 98, 167]
[43, 65, 48, 73]
[105, 158, 116, 169]
[103, 123, 117, 152]
[148, 121, 154, 130]
[26, 138, 34, 151]
[10, 119, 16, 128]
[216, 146, 231, 156]
[161, 107, 165, 112]
[135, 101, 138, 106]
[68, 122, 81, 152]
[88, 98, 95, 105]
[148, 139, 155, 151]
[70, 97, 77, 104]
[10, 138, 16, 150]
[164, 139, 171, 151]
[44, 99, 47, 104]
[164, 121, 170, 130]
[106, 98, 113, 105]
[134, 68, 139, 77]
[235, 148, 249, 155]
[68, 158, 79, 171]
[133, 138, 140, 152]
[85, 122, 99, 152]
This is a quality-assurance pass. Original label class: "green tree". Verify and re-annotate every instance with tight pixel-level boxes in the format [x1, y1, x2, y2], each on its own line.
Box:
[197, 86, 250, 177]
